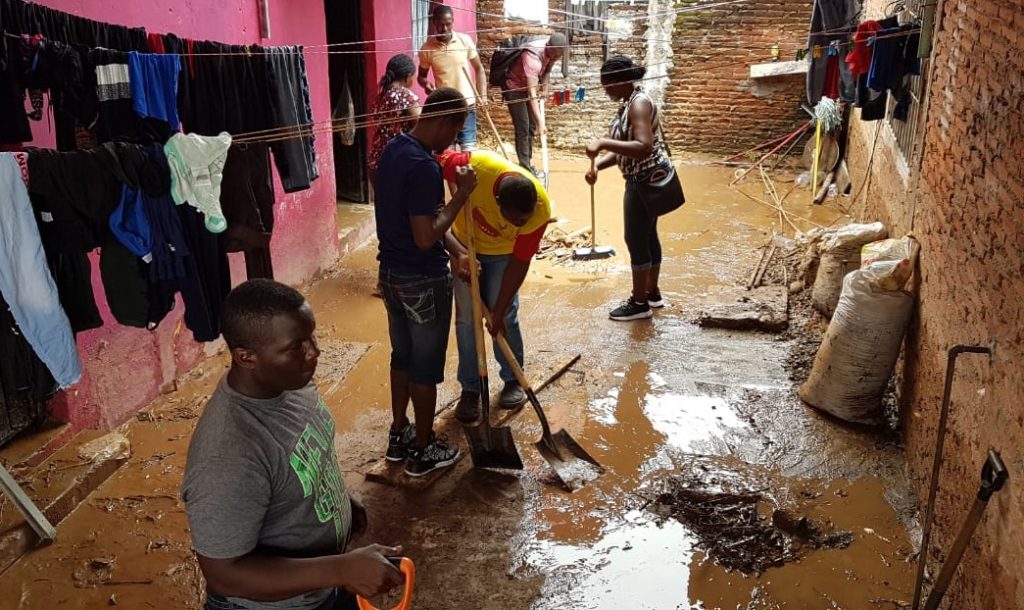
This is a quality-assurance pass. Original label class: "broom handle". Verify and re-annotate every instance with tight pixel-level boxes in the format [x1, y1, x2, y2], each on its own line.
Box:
[462, 67, 510, 161]
[590, 157, 597, 248]
[811, 118, 823, 205]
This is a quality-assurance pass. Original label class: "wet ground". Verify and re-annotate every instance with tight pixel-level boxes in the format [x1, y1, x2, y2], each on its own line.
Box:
[0, 157, 918, 609]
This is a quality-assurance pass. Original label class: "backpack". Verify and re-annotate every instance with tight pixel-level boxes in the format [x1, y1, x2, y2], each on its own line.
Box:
[488, 35, 540, 88]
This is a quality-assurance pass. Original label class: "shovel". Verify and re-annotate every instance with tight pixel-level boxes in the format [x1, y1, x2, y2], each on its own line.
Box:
[921, 449, 1008, 610]
[356, 557, 415, 610]
[484, 309, 603, 491]
[539, 95, 550, 189]
[573, 157, 616, 261]
[462, 202, 524, 471]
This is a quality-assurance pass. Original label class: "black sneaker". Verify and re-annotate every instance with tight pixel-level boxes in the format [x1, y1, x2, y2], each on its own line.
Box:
[647, 289, 666, 308]
[385, 423, 415, 462]
[455, 391, 480, 423]
[609, 297, 653, 321]
[498, 381, 526, 409]
[405, 435, 461, 477]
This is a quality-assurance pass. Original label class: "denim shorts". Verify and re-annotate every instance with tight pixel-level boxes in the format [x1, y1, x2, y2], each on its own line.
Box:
[204, 587, 357, 610]
[378, 269, 453, 385]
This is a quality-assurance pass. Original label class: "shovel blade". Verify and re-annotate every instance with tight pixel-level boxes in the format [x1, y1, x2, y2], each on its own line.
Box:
[572, 246, 616, 261]
[535, 430, 604, 492]
[464, 423, 523, 471]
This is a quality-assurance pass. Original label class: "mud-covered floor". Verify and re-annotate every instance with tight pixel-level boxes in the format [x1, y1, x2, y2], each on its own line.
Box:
[0, 157, 918, 609]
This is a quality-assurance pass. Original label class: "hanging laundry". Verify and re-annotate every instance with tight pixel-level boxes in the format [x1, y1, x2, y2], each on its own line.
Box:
[846, 20, 883, 77]
[110, 185, 155, 259]
[867, 24, 921, 121]
[0, 154, 82, 388]
[806, 0, 859, 105]
[147, 33, 166, 54]
[266, 47, 318, 193]
[220, 143, 276, 279]
[0, 35, 34, 143]
[0, 288, 58, 445]
[164, 131, 232, 233]
[172, 204, 230, 342]
[128, 51, 181, 130]
[91, 48, 140, 143]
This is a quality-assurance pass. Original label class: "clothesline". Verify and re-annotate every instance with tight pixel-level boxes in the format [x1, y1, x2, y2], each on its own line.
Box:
[2, 27, 922, 58]
[229, 54, 781, 145]
[229, 28, 923, 145]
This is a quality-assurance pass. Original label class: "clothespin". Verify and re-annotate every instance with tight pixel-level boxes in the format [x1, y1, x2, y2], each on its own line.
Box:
[812, 45, 823, 59]
[828, 40, 839, 56]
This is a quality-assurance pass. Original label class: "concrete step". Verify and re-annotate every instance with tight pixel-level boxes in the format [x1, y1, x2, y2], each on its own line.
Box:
[0, 429, 128, 576]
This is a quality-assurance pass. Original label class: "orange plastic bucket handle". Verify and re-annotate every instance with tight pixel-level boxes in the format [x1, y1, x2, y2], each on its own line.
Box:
[356, 557, 415, 610]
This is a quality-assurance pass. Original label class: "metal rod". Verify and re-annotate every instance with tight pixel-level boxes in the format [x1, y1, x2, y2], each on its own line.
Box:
[912, 345, 992, 610]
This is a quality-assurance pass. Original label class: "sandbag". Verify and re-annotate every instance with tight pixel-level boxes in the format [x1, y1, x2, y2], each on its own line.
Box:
[799, 269, 913, 425]
[811, 222, 888, 318]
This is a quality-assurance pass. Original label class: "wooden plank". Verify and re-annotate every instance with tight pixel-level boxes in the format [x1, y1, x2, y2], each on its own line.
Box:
[0, 463, 56, 541]
[363, 451, 466, 490]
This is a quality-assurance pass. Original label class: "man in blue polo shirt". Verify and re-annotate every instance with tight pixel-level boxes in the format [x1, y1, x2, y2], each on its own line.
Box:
[374, 87, 478, 477]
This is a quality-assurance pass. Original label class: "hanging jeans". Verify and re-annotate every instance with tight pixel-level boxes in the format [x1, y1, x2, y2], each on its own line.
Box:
[0, 154, 81, 388]
[453, 254, 525, 394]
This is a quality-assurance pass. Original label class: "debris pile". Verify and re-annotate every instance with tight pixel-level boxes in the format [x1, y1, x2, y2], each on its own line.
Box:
[536, 226, 593, 264]
[648, 462, 852, 575]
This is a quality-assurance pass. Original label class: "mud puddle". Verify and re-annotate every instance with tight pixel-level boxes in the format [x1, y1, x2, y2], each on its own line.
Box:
[0, 159, 917, 610]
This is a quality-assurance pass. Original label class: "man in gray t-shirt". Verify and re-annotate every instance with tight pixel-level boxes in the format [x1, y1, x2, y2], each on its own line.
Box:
[182, 279, 404, 610]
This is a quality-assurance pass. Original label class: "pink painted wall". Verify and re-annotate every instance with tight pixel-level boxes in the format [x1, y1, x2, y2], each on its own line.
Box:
[360, 0, 477, 157]
[25, 0, 339, 430]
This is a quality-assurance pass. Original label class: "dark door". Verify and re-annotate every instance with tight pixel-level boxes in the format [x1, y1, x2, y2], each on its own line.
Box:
[324, 0, 368, 202]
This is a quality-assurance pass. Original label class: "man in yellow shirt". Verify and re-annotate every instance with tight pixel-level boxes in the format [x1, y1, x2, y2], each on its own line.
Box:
[418, 5, 487, 151]
[437, 150, 552, 422]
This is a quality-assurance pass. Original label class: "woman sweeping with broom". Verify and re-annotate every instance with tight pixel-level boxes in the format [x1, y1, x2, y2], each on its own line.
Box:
[585, 56, 684, 321]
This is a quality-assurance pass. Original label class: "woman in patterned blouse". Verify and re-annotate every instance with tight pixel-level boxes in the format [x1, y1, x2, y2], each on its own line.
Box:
[368, 54, 421, 182]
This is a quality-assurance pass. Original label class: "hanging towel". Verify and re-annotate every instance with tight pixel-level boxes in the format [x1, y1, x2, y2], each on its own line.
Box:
[164, 131, 232, 233]
[0, 154, 82, 388]
[128, 51, 181, 130]
[846, 20, 883, 77]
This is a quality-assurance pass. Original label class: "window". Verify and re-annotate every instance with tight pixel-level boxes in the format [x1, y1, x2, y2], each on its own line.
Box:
[412, 0, 432, 51]
[885, 0, 928, 164]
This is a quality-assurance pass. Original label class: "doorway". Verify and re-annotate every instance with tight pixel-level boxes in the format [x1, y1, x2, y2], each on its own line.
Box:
[324, 0, 369, 203]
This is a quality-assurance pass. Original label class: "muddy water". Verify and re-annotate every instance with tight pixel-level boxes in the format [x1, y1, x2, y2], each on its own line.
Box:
[0, 158, 915, 610]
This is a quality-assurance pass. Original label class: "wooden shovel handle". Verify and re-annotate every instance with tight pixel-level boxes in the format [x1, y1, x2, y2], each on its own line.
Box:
[462, 66, 510, 161]
[465, 202, 488, 376]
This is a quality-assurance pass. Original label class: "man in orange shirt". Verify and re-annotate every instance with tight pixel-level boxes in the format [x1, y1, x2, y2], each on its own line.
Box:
[417, 5, 487, 151]
[437, 150, 552, 422]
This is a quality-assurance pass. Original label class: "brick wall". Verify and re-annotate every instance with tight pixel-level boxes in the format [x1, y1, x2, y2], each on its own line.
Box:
[664, 0, 813, 154]
[475, 0, 813, 156]
[474, 1, 648, 153]
[845, 0, 1024, 608]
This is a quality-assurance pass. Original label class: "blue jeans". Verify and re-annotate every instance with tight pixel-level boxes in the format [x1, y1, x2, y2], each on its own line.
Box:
[0, 154, 81, 387]
[454, 254, 524, 393]
[204, 588, 357, 610]
[379, 268, 453, 385]
[456, 108, 477, 151]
